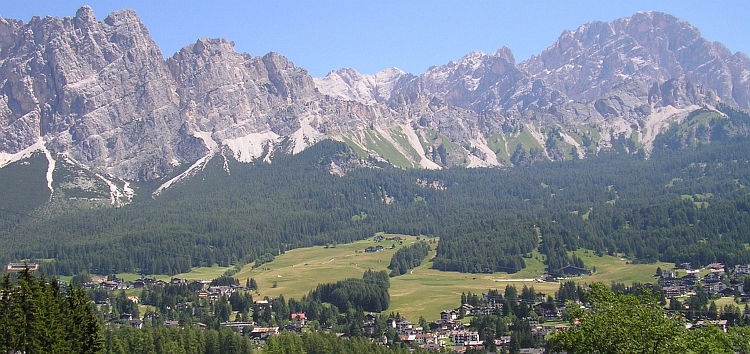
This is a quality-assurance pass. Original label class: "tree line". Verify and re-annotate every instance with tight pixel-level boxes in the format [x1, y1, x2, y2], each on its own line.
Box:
[5, 114, 750, 276]
[388, 241, 431, 276]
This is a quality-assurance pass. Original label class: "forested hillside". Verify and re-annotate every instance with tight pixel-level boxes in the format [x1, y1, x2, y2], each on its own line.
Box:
[3, 108, 750, 276]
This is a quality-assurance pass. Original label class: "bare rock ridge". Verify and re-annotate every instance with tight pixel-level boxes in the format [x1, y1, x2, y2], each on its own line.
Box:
[1, 7, 749, 189]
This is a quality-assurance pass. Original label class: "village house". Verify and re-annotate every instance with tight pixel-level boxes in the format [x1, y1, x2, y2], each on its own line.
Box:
[702, 282, 722, 294]
[560, 265, 592, 276]
[221, 321, 256, 331]
[495, 336, 512, 349]
[422, 341, 443, 350]
[706, 263, 725, 271]
[482, 292, 504, 309]
[524, 317, 539, 328]
[4, 262, 39, 273]
[401, 326, 424, 336]
[249, 327, 279, 340]
[451, 330, 480, 345]
[690, 320, 728, 333]
[662, 269, 678, 279]
[440, 310, 458, 321]
[364, 245, 384, 253]
[733, 264, 750, 280]
[163, 321, 180, 328]
[662, 286, 682, 298]
[291, 313, 307, 326]
[470, 307, 495, 316]
[126, 319, 143, 329]
[398, 333, 435, 346]
[703, 272, 723, 284]
[395, 319, 413, 334]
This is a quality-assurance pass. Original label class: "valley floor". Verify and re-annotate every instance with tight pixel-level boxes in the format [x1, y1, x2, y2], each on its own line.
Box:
[229, 234, 672, 321]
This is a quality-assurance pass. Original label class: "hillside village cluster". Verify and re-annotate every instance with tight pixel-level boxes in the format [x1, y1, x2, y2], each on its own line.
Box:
[7, 261, 750, 352]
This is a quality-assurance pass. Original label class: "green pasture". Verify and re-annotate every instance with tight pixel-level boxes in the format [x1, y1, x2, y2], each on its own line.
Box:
[229, 234, 673, 322]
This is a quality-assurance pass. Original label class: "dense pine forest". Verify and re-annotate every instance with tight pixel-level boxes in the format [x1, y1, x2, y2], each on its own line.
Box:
[3, 107, 750, 276]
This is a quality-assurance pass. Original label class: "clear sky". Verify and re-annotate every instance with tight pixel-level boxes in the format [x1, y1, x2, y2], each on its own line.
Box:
[3, 1, 749, 77]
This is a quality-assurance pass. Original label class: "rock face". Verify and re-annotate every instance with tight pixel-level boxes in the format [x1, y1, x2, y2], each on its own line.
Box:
[1, 7, 749, 189]
[520, 12, 748, 108]
[0, 6, 190, 180]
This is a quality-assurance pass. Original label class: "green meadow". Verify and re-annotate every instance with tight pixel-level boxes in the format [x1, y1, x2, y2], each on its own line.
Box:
[232, 234, 673, 322]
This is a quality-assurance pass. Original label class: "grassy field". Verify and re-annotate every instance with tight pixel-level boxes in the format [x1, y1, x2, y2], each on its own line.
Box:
[231, 234, 673, 322]
[114, 265, 232, 282]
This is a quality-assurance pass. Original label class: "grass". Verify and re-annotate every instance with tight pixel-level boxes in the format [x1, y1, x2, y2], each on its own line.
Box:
[339, 136, 370, 159]
[229, 234, 673, 322]
[115, 265, 232, 282]
[389, 127, 422, 163]
[234, 235, 430, 300]
[569, 250, 672, 286]
[504, 128, 544, 155]
[361, 129, 413, 168]
[487, 134, 510, 162]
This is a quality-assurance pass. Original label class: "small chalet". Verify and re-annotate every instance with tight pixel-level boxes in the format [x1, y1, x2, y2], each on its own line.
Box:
[734, 264, 750, 278]
[706, 263, 725, 271]
[440, 310, 457, 321]
[250, 327, 279, 340]
[395, 319, 413, 334]
[662, 286, 682, 298]
[5, 263, 39, 273]
[364, 245, 384, 253]
[122, 319, 142, 329]
[560, 265, 591, 276]
[451, 330, 480, 345]
[291, 313, 307, 326]
[470, 307, 494, 316]
[163, 321, 180, 328]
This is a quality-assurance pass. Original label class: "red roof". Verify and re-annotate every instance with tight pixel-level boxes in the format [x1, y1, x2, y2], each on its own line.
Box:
[291, 313, 306, 320]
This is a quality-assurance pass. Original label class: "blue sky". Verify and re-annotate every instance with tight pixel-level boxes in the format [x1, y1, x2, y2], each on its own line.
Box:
[3, 1, 749, 77]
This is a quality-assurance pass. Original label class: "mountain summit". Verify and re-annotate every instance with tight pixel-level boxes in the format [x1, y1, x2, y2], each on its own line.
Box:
[1, 8, 748, 199]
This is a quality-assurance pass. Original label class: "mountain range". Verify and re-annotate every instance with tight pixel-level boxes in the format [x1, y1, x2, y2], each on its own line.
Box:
[1, 6, 750, 204]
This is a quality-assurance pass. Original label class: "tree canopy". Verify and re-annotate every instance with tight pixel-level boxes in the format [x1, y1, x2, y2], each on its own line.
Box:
[550, 283, 750, 354]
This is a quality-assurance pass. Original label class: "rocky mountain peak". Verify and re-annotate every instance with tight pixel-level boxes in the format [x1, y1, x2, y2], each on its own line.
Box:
[74, 5, 96, 24]
[313, 66, 406, 104]
[518, 11, 747, 108]
[1, 7, 750, 189]
[493, 46, 515, 64]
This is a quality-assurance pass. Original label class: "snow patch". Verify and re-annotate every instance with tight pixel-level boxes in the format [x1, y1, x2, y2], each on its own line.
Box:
[0, 139, 56, 200]
[399, 124, 441, 170]
[95, 173, 131, 206]
[290, 123, 324, 155]
[152, 131, 222, 197]
[0, 139, 45, 169]
[465, 154, 495, 168]
[524, 125, 551, 159]
[313, 67, 405, 104]
[558, 131, 585, 158]
[43, 145, 55, 201]
[468, 135, 501, 167]
[123, 181, 134, 200]
[193, 131, 219, 152]
[152, 153, 214, 197]
[641, 105, 699, 154]
[223, 132, 281, 163]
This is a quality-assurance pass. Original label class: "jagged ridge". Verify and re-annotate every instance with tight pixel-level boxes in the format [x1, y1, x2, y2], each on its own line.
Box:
[1, 7, 750, 203]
